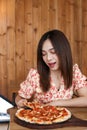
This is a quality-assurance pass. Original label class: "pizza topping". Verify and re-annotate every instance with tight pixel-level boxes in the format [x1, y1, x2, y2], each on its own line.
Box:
[15, 102, 71, 124]
[24, 101, 41, 109]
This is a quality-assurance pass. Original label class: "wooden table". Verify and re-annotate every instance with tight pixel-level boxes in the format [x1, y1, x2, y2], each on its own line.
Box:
[8, 107, 87, 130]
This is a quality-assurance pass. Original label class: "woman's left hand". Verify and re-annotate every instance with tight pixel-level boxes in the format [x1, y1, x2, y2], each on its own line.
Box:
[44, 100, 61, 107]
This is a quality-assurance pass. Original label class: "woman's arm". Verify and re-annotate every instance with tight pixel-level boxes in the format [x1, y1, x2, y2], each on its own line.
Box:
[46, 87, 87, 107]
[15, 69, 38, 108]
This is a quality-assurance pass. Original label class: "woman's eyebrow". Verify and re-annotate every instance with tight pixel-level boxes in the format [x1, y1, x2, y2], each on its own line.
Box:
[42, 48, 54, 51]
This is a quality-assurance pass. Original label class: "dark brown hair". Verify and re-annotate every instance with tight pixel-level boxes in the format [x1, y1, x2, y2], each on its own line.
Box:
[37, 29, 73, 92]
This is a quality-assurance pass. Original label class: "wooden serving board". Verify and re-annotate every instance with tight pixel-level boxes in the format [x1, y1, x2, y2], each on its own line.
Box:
[14, 115, 87, 129]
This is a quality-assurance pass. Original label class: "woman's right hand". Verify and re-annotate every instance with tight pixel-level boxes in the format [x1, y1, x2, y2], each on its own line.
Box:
[15, 95, 27, 108]
[17, 99, 27, 108]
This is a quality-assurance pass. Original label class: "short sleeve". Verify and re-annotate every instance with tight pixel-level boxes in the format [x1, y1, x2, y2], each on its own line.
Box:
[73, 64, 87, 90]
[18, 68, 39, 99]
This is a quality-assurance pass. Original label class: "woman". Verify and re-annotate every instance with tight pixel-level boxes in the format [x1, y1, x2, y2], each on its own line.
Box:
[15, 29, 87, 108]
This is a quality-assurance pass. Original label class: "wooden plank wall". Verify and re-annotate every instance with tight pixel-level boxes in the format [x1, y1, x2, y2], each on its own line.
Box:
[0, 0, 87, 101]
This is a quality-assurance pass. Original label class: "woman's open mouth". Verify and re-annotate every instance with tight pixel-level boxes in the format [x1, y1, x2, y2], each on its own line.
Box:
[48, 62, 56, 68]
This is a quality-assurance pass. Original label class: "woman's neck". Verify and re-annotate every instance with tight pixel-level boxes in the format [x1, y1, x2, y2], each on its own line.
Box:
[50, 70, 62, 79]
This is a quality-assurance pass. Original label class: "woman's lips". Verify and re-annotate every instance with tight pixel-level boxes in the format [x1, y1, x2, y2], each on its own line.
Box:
[48, 62, 56, 68]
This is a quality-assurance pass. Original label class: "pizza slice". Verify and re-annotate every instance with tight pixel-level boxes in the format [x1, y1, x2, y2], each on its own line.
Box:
[24, 101, 41, 109]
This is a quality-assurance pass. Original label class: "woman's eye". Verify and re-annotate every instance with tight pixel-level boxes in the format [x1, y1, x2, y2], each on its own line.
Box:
[42, 53, 46, 56]
[51, 50, 56, 54]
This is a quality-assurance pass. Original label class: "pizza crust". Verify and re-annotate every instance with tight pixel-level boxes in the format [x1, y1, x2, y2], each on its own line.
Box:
[53, 108, 71, 123]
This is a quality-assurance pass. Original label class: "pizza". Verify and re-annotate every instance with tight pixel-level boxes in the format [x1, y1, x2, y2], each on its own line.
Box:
[15, 102, 71, 125]
[24, 101, 41, 109]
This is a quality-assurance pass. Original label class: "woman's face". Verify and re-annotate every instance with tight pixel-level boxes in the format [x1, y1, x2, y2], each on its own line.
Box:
[42, 39, 60, 71]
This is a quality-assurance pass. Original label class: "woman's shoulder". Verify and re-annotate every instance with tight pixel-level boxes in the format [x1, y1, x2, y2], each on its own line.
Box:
[73, 63, 79, 69]
[73, 63, 81, 72]
[73, 63, 86, 79]
[27, 68, 39, 78]
[72, 64, 87, 90]
[29, 68, 38, 73]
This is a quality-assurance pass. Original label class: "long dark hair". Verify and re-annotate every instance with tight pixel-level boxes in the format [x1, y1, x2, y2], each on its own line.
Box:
[37, 29, 73, 92]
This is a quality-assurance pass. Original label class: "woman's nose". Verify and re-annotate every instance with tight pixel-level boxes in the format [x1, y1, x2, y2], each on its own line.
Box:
[47, 53, 52, 61]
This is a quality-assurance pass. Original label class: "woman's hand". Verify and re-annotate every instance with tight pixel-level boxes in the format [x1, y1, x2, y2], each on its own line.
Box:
[43, 100, 60, 107]
[17, 98, 27, 108]
[15, 95, 28, 108]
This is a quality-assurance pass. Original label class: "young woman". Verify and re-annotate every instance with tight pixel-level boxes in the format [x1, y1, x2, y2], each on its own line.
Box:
[15, 29, 87, 108]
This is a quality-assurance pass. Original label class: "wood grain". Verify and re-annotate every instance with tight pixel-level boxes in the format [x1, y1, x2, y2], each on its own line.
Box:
[0, 0, 87, 101]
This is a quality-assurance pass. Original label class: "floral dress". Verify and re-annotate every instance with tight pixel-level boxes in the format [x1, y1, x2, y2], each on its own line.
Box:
[18, 64, 87, 104]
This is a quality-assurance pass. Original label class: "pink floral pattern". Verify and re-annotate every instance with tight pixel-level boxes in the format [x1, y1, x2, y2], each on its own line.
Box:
[18, 64, 87, 103]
